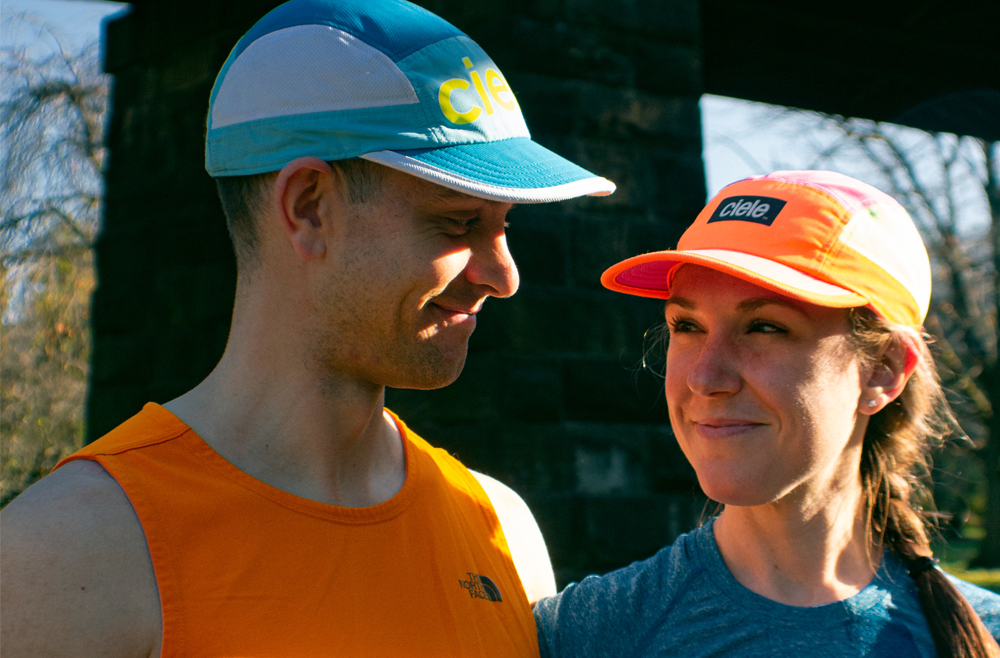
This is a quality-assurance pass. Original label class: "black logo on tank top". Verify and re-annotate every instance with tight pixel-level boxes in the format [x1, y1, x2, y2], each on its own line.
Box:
[458, 572, 503, 602]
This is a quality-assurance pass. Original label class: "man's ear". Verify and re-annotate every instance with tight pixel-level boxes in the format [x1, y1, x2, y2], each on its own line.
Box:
[859, 335, 918, 415]
[273, 157, 338, 261]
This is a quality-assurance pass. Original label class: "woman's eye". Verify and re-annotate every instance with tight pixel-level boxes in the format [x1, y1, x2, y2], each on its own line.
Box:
[748, 320, 784, 334]
[667, 319, 699, 334]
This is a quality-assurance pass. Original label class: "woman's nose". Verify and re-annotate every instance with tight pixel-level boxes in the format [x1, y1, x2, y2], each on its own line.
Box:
[685, 337, 742, 397]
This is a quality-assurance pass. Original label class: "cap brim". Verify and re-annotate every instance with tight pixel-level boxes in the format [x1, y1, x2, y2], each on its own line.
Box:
[361, 136, 615, 203]
[601, 249, 868, 308]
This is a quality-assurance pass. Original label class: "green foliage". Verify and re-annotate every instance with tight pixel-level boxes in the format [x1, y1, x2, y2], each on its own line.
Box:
[0, 20, 106, 506]
[1, 253, 93, 506]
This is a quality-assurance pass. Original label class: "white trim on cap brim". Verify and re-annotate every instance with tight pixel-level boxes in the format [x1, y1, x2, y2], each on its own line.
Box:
[685, 249, 859, 298]
[612, 248, 868, 307]
[361, 150, 616, 203]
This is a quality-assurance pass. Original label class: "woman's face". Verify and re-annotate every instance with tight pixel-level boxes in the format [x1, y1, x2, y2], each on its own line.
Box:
[664, 265, 870, 508]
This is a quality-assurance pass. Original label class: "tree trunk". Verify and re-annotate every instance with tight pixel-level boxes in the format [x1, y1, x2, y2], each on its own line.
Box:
[971, 143, 1000, 567]
[972, 368, 1000, 567]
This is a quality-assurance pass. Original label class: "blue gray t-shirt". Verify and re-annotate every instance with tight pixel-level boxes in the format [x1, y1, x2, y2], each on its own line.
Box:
[534, 521, 1000, 657]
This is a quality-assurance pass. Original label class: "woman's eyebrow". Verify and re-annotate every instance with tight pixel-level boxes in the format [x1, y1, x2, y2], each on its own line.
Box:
[664, 297, 695, 310]
[737, 296, 809, 316]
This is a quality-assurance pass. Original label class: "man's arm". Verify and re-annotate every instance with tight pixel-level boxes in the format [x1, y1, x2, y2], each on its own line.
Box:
[471, 471, 557, 604]
[0, 460, 162, 657]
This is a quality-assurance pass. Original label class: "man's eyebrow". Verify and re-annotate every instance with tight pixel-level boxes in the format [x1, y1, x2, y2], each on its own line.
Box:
[425, 186, 517, 210]
[427, 186, 477, 202]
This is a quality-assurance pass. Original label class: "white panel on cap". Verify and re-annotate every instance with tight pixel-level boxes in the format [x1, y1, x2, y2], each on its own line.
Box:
[685, 250, 858, 297]
[211, 25, 419, 129]
[838, 203, 932, 319]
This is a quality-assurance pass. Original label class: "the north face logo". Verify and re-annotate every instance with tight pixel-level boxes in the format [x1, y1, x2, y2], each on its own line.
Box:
[707, 195, 787, 226]
[458, 572, 503, 602]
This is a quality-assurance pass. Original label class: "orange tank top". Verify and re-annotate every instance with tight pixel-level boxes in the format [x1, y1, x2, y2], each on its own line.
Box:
[56, 403, 540, 657]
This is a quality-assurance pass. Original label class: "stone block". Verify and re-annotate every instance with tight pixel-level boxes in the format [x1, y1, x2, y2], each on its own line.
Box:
[86, 383, 151, 441]
[386, 353, 565, 426]
[515, 74, 702, 148]
[523, 492, 584, 570]
[90, 279, 150, 334]
[89, 331, 156, 386]
[488, 17, 701, 95]
[148, 317, 230, 392]
[150, 212, 235, 270]
[649, 148, 708, 220]
[562, 355, 671, 423]
[154, 261, 236, 328]
[571, 213, 685, 288]
[421, 422, 580, 494]
[469, 285, 656, 358]
[581, 492, 705, 569]
[561, 0, 700, 44]
[93, 225, 159, 276]
[158, 38, 217, 94]
[504, 208, 569, 286]
[102, 11, 135, 74]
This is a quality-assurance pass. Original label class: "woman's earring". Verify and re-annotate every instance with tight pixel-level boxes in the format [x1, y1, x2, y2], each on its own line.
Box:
[867, 400, 877, 408]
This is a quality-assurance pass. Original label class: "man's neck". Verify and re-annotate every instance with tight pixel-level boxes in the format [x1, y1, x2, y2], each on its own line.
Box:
[163, 318, 407, 508]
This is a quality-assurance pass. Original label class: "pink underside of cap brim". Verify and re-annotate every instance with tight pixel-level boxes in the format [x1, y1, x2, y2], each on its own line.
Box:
[602, 249, 869, 308]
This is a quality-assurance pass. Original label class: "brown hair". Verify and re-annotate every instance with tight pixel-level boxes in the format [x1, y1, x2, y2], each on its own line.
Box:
[850, 307, 1000, 658]
[215, 158, 386, 275]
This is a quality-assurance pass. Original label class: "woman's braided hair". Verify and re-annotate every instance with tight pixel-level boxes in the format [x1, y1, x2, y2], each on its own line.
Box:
[849, 307, 1000, 658]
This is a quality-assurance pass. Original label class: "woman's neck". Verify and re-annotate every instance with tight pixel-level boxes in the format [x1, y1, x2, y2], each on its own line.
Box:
[712, 476, 879, 607]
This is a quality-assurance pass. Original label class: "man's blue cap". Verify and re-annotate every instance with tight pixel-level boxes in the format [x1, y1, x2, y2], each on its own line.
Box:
[205, 0, 616, 203]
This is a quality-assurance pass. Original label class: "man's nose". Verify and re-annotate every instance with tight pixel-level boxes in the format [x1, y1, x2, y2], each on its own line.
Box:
[465, 230, 519, 298]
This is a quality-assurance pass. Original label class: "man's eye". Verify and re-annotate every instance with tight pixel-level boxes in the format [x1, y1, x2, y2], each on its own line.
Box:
[441, 217, 475, 234]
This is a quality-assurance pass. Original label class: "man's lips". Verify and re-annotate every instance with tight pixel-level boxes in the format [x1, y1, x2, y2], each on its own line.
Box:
[430, 302, 481, 325]
[691, 419, 766, 439]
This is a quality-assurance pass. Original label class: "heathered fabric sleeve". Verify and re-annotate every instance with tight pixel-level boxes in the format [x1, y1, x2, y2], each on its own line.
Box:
[949, 576, 1000, 642]
[534, 534, 698, 658]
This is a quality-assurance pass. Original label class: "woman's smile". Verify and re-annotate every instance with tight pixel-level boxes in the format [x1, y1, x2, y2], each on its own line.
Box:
[690, 418, 768, 440]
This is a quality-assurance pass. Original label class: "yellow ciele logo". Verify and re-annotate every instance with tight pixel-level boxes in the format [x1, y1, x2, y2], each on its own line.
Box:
[438, 57, 518, 125]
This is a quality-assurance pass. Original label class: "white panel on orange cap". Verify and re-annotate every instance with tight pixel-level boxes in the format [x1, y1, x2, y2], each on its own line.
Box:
[838, 203, 932, 321]
[211, 25, 419, 129]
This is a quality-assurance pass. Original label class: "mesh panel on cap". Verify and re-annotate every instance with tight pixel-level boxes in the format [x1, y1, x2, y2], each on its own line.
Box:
[211, 26, 419, 129]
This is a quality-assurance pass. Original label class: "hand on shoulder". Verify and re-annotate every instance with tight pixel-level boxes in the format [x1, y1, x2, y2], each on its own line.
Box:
[0, 461, 161, 657]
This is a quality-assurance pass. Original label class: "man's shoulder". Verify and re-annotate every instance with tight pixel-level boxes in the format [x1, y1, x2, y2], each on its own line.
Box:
[470, 471, 557, 603]
[61, 403, 189, 466]
[0, 461, 162, 656]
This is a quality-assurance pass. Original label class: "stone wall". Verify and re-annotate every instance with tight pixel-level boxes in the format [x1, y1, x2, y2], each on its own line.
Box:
[89, 0, 707, 586]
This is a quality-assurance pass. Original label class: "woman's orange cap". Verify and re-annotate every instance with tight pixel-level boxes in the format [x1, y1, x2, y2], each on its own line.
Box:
[601, 170, 931, 327]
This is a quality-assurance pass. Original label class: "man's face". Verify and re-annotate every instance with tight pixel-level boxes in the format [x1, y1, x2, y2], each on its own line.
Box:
[309, 167, 519, 391]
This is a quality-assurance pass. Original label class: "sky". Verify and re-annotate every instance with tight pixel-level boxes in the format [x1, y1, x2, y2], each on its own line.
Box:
[2, 0, 127, 55]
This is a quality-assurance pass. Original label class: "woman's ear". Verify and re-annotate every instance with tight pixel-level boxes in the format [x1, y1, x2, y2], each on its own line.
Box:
[273, 157, 338, 261]
[860, 335, 917, 415]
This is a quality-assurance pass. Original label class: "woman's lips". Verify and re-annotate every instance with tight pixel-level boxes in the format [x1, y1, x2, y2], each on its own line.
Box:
[692, 419, 766, 439]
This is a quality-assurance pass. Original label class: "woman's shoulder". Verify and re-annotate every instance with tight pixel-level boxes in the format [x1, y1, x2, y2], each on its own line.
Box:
[945, 574, 1000, 636]
[533, 525, 713, 658]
